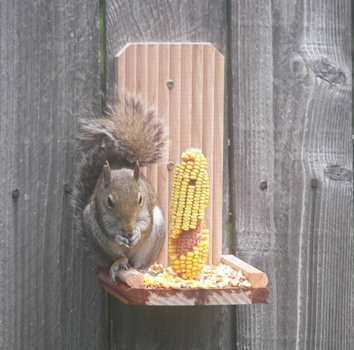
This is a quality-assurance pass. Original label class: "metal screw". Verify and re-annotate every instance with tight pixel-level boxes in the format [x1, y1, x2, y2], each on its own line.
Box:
[260, 181, 267, 190]
[12, 189, 20, 199]
[167, 80, 175, 89]
[64, 183, 73, 193]
[311, 179, 318, 188]
[167, 161, 175, 171]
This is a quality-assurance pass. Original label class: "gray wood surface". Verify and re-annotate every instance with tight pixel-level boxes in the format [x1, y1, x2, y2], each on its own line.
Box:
[1, 0, 352, 349]
[230, 1, 353, 349]
[0, 1, 107, 349]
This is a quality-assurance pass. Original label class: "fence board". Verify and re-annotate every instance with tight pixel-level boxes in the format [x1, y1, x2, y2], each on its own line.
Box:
[106, 1, 232, 349]
[229, 1, 276, 348]
[230, 0, 353, 349]
[0, 1, 107, 349]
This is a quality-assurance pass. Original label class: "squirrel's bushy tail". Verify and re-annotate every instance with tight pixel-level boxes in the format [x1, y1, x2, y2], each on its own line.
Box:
[76, 95, 167, 165]
[71, 94, 168, 227]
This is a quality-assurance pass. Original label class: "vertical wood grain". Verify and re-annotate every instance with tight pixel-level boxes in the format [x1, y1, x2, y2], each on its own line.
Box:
[146, 44, 159, 188]
[168, 43, 183, 188]
[191, 45, 205, 149]
[0, 0, 107, 349]
[231, 0, 353, 349]
[293, 1, 353, 348]
[124, 44, 137, 94]
[180, 44, 193, 151]
[109, 303, 233, 350]
[213, 50, 225, 264]
[116, 47, 126, 97]
[202, 44, 216, 264]
[157, 44, 171, 264]
[230, 2, 276, 348]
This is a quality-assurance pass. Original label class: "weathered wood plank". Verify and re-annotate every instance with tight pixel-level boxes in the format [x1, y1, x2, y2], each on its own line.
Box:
[109, 302, 232, 350]
[0, 1, 107, 349]
[106, 1, 231, 349]
[230, 0, 353, 349]
[290, 1, 353, 348]
[229, 2, 276, 348]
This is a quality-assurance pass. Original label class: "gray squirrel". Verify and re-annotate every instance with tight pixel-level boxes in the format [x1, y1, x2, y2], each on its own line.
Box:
[72, 95, 167, 281]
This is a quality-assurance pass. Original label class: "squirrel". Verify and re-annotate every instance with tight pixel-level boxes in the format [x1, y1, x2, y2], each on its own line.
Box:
[71, 95, 167, 281]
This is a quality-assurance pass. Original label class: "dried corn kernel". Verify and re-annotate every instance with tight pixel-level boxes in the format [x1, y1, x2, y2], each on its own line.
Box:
[143, 263, 252, 290]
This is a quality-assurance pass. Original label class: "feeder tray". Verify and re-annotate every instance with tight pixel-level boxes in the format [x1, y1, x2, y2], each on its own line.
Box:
[98, 255, 268, 305]
[98, 43, 269, 305]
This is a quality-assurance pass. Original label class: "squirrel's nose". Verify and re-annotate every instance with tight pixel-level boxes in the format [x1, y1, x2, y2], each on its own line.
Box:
[121, 224, 134, 236]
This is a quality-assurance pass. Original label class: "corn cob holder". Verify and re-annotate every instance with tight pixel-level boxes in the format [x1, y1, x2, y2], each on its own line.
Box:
[168, 148, 210, 280]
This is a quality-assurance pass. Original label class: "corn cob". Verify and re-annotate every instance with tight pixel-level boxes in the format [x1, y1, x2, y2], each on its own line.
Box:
[168, 148, 210, 279]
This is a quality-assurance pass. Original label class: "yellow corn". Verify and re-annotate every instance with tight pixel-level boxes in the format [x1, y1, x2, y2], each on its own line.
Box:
[168, 148, 209, 279]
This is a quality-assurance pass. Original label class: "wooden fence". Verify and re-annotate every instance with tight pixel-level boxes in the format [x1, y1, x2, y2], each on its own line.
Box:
[1, 0, 352, 349]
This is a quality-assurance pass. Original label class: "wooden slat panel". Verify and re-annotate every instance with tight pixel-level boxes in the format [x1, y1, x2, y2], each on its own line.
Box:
[116, 45, 126, 97]
[229, 2, 276, 348]
[213, 49, 225, 265]
[116, 43, 224, 265]
[191, 44, 204, 148]
[146, 44, 159, 188]
[136, 44, 148, 97]
[156, 44, 171, 265]
[180, 44, 193, 151]
[0, 0, 106, 349]
[231, 0, 353, 349]
[168, 43, 183, 212]
[202, 44, 215, 264]
[122, 43, 137, 94]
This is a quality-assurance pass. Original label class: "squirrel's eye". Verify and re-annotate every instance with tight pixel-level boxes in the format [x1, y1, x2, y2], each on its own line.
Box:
[107, 195, 114, 208]
[138, 193, 143, 206]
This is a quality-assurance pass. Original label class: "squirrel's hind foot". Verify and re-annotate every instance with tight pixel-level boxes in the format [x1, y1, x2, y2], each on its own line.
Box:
[110, 257, 130, 282]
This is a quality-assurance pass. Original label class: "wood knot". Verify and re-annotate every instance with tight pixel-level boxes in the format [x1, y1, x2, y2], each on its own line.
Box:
[312, 58, 346, 85]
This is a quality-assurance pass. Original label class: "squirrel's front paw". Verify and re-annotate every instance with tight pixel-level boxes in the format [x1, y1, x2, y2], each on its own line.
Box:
[110, 258, 130, 282]
[115, 234, 131, 248]
[129, 227, 141, 247]
[115, 228, 141, 248]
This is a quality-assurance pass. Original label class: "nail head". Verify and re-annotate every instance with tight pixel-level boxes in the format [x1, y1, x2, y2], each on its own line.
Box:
[167, 161, 175, 171]
[12, 189, 20, 199]
[311, 179, 318, 188]
[64, 183, 73, 193]
[167, 80, 175, 89]
[260, 181, 267, 190]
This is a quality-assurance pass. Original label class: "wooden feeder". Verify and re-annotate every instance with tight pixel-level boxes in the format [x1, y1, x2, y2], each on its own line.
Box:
[98, 43, 269, 305]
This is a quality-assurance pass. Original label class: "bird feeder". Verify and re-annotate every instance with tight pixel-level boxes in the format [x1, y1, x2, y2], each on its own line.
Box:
[97, 43, 269, 305]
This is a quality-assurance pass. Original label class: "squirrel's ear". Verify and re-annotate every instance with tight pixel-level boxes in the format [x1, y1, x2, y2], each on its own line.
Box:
[103, 161, 112, 188]
[133, 161, 140, 181]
